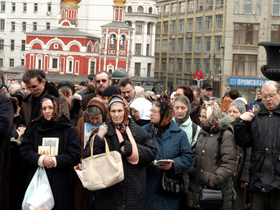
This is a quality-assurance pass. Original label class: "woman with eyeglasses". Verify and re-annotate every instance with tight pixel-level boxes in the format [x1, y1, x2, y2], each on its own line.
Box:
[187, 101, 237, 210]
[143, 98, 194, 210]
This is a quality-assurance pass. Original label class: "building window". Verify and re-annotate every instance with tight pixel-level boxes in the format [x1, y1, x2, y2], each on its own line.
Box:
[1, 1, 5, 12]
[180, 2, 186, 13]
[135, 63, 141, 76]
[195, 37, 202, 52]
[162, 39, 167, 52]
[170, 20, 176, 33]
[121, 35, 126, 51]
[135, 43, 141, 55]
[0, 19, 5, 31]
[12, 2, 15, 12]
[273, 0, 280, 16]
[0, 39, 4, 50]
[158, 5, 162, 16]
[33, 22, 37, 31]
[21, 40, 25, 51]
[21, 59, 24, 66]
[66, 57, 74, 73]
[187, 18, 193, 31]
[197, 0, 203, 11]
[170, 39, 175, 53]
[256, 0, 261, 15]
[216, 0, 224, 8]
[128, 6, 132, 13]
[214, 59, 221, 74]
[47, 3, 51, 12]
[215, 14, 223, 29]
[215, 36, 222, 51]
[137, 6, 143, 13]
[186, 38, 192, 52]
[163, 21, 168, 34]
[34, 3, 38, 12]
[149, 7, 152, 14]
[188, 0, 194, 12]
[0, 58, 3, 67]
[169, 58, 175, 72]
[11, 40, 14, 51]
[11, 21, 15, 31]
[109, 34, 116, 50]
[196, 17, 203, 30]
[271, 25, 280, 42]
[205, 16, 212, 30]
[234, 23, 259, 45]
[147, 63, 151, 76]
[177, 58, 183, 72]
[205, 36, 211, 52]
[90, 61, 95, 74]
[146, 44, 150, 56]
[46, 22, 50, 30]
[185, 59, 191, 73]
[178, 38, 183, 52]
[52, 58, 58, 69]
[235, 0, 239, 14]
[206, 0, 213, 9]
[233, 54, 257, 76]
[147, 23, 151, 35]
[204, 58, 210, 74]
[22, 22, 26, 31]
[156, 22, 161, 34]
[10, 58, 14, 67]
[179, 19, 184, 32]
[244, 0, 252, 14]
[23, 2, 27, 12]
[162, 58, 167, 72]
[136, 21, 142, 34]
[155, 40, 160, 52]
[194, 58, 201, 71]
[164, 5, 169, 16]
[172, 3, 177, 14]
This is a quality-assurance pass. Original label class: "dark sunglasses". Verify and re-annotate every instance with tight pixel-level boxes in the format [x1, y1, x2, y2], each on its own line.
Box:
[96, 79, 107, 84]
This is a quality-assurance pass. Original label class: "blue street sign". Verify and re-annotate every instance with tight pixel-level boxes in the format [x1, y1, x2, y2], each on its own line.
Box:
[229, 78, 269, 87]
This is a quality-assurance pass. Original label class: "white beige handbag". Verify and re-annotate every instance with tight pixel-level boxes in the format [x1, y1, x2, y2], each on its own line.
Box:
[82, 134, 124, 191]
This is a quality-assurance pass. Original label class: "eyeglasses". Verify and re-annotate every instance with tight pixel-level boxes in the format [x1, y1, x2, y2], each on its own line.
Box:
[262, 94, 277, 100]
[96, 79, 107, 84]
[150, 109, 160, 114]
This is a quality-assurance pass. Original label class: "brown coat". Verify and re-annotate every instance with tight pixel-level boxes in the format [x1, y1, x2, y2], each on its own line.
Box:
[187, 120, 237, 210]
[18, 82, 69, 127]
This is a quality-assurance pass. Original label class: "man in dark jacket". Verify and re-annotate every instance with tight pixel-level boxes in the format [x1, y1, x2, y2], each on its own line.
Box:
[234, 81, 280, 210]
[0, 92, 13, 182]
[17, 69, 69, 128]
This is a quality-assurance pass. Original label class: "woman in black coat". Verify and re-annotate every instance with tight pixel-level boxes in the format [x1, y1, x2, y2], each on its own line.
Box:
[20, 94, 81, 210]
[83, 95, 157, 210]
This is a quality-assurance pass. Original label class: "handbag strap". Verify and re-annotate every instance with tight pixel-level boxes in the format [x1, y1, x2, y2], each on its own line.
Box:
[90, 133, 109, 157]
[153, 128, 163, 160]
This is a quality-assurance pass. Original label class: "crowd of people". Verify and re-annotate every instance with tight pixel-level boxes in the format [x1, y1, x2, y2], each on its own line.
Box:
[0, 68, 279, 210]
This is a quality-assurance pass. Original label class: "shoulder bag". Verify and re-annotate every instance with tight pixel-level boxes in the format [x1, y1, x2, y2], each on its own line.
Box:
[82, 134, 124, 191]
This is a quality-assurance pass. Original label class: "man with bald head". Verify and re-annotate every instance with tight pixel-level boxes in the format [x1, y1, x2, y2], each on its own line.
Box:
[234, 81, 280, 209]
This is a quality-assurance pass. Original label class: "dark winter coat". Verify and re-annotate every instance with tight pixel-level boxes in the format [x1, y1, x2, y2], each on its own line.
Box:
[234, 104, 280, 193]
[20, 115, 81, 210]
[18, 82, 70, 127]
[70, 97, 83, 126]
[143, 121, 194, 210]
[83, 118, 157, 210]
[187, 116, 237, 210]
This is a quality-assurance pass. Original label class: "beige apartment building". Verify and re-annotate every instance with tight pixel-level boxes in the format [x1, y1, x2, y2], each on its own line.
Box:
[155, 0, 280, 100]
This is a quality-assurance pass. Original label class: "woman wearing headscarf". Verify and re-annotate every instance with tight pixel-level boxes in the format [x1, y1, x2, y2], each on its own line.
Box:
[20, 94, 81, 210]
[83, 95, 157, 210]
[228, 100, 251, 210]
[74, 97, 108, 210]
[187, 101, 237, 210]
[143, 99, 194, 210]
[130, 97, 152, 126]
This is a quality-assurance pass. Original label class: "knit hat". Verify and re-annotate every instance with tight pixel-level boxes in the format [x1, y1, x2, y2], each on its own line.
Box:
[228, 100, 246, 114]
[102, 85, 120, 98]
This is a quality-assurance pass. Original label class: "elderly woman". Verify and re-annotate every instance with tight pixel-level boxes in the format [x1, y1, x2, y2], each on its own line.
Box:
[83, 95, 157, 210]
[20, 95, 81, 210]
[130, 97, 152, 126]
[228, 100, 251, 210]
[187, 101, 237, 210]
[143, 99, 194, 210]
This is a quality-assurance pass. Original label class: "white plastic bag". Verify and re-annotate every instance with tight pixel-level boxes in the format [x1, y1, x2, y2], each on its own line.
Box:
[22, 167, 55, 210]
